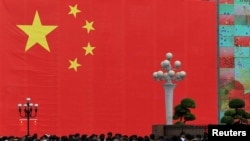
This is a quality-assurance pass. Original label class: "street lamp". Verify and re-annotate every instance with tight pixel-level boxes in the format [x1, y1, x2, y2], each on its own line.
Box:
[18, 98, 38, 136]
[153, 52, 186, 125]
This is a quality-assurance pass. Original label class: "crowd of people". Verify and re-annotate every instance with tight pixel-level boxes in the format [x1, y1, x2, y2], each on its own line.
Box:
[0, 131, 208, 141]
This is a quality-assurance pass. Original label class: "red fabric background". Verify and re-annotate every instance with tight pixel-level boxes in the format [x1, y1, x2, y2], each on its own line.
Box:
[0, 0, 217, 137]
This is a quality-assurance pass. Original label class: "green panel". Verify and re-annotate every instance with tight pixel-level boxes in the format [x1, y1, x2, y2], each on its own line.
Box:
[234, 15, 249, 25]
[219, 4, 234, 15]
[234, 0, 250, 5]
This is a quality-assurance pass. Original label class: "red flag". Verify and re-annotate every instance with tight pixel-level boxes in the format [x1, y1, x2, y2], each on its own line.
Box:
[0, 0, 217, 136]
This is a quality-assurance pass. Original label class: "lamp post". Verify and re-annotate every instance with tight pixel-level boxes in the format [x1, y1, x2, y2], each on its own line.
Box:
[153, 52, 186, 125]
[18, 98, 38, 136]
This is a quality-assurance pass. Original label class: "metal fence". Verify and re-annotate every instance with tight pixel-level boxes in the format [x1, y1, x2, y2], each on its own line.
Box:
[152, 124, 208, 138]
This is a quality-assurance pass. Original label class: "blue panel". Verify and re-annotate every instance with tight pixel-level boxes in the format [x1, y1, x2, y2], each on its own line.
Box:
[219, 36, 234, 47]
[219, 25, 234, 36]
[234, 47, 250, 57]
[235, 58, 250, 68]
[234, 25, 250, 36]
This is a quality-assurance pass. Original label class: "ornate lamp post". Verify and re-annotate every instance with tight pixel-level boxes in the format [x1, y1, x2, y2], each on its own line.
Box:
[153, 52, 186, 125]
[17, 98, 38, 136]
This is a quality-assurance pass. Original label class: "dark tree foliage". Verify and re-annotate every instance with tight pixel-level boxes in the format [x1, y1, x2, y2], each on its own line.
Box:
[221, 98, 250, 125]
[173, 98, 196, 124]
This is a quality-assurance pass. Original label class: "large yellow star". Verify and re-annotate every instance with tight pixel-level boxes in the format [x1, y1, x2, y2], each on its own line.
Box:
[83, 42, 95, 55]
[17, 11, 57, 52]
[69, 58, 81, 72]
[68, 4, 81, 18]
[82, 20, 95, 34]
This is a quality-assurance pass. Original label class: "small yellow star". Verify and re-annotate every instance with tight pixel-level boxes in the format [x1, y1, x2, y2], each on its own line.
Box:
[83, 42, 95, 55]
[69, 58, 81, 72]
[68, 4, 81, 18]
[17, 11, 57, 52]
[82, 20, 95, 34]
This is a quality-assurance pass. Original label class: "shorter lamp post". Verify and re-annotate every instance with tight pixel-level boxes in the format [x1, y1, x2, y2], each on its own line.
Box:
[153, 52, 186, 125]
[18, 98, 38, 136]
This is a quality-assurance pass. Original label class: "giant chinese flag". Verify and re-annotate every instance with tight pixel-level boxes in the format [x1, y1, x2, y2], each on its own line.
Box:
[0, 0, 217, 137]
